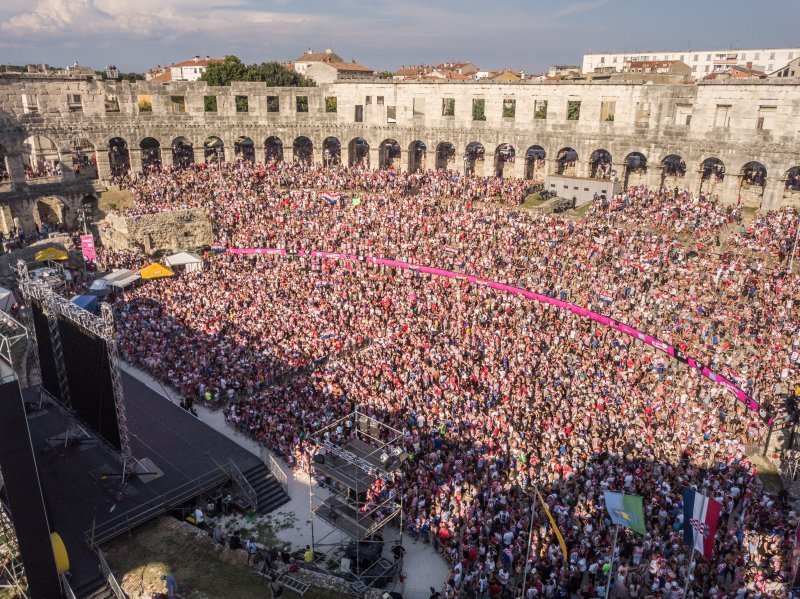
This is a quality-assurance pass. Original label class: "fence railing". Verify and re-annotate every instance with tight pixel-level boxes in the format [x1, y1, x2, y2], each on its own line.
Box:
[61, 573, 78, 599]
[227, 459, 257, 512]
[97, 548, 127, 599]
[268, 452, 289, 492]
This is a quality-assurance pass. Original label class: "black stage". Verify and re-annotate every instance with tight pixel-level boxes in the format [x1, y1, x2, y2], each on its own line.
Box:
[26, 372, 264, 594]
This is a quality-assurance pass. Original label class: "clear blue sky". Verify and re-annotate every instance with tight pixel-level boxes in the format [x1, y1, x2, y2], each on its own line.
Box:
[0, 0, 796, 73]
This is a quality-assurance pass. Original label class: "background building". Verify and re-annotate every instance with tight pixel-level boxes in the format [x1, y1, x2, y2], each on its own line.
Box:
[146, 56, 224, 82]
[583, 48, 800, 79]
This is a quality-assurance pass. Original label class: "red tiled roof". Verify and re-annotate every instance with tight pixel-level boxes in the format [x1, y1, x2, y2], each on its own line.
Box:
[170, 58, 224, 68]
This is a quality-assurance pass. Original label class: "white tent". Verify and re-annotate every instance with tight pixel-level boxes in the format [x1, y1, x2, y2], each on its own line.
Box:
[0, 287, 13, 313]
[164, 251, 203, 273]
[90, 269, 140, 292]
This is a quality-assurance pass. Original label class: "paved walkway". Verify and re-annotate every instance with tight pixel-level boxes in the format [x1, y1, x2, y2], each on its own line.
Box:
[121, 363, 449, 599]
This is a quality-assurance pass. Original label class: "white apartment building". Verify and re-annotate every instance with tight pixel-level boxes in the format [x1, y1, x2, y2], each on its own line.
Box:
[583, 48, 800, 79]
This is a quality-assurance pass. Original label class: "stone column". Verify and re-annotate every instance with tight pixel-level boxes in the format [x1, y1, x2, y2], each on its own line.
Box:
[455, 150, 466, 175]
[511, 156, 525, 179]
[4, 152, 28, 192]
[128, 148, 143, 173]
[720, 175, 740, 205]
[160, 148, 173, 168]
[761, 178, 783, 210]
[393, 149, 404, 172]
[646, 168, 663, 191]
[224, 145, 236, 164]
[95, 149, 112, 182]
[369, 147, 379, 169]
[424, 149, 436, 172]
[688, 170, 704, 197]
[193, 147, 206, 165]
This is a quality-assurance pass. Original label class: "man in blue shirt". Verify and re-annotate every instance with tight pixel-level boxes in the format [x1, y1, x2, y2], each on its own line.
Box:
[161, 573, 178, 597]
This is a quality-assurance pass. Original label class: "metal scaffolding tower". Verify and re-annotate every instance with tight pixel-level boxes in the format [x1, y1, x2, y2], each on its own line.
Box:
[0, 474, 28, 599]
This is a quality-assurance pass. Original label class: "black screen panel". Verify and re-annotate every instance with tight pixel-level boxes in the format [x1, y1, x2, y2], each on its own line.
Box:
[57, 316, 121, 451]
[30, 301, 61, 402]
[0, 380, 62, 599]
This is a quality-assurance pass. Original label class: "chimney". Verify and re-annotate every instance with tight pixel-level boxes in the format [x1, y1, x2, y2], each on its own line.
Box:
[193, 55, 200, 62]
[325, 48, 332, 54]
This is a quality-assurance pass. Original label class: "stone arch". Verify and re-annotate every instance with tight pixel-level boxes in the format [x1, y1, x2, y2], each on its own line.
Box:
[204, 136, 224, 163]
[234, 136, 255, 163]
[23, 134, 62, 178]
[464, 142, 485, 176]
[293, 136, 313, 164]
[348, 137, 370, 166]
[494, 143, 515, 177]
[436, 142, 455, 170]
[172, 136, 194, 167]
[408, 140, 426, 173]
[699, 157, 725, 198]
[33, 196, 68, 229]
[379, 139, 401, 169]
[590, 149, 613, 179]
[71, 138, 97, 179]
[264, 136, 284, 163]
[0, 200, 20, 236]
[323, 137, 341, 166]
[660, 154, 686, 190]
[525, 145, 546, 180]
[739, 161, 767, 208]
[782, 166, 800, 206]
[107, 137, 130, 177]
[139, 137, 162, 170]
[555, 147, 578, 176]
[623, 152, 647, 187]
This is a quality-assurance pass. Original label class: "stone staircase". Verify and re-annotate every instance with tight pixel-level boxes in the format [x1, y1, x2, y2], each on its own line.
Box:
[73, 576, 119, 599]
[240, 463, 290, 514]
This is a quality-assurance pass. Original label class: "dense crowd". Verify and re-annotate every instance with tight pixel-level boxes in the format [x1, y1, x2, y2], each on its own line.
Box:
[97, 161, 800, 598]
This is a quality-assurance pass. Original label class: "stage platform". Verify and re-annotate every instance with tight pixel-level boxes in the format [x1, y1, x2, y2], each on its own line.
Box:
[25, 372, 282, 597]
[313, 496, 378, 540]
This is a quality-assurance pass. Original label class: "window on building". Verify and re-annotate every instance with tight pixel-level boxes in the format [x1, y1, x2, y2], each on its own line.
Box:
[680, 54, 685, 61]
[757, 105, 776, 130]
[137, 94, 152, 112]
[472, 98, 486, 121]
[600, 100, 616, 122]
[567, 100, 581, 121]
[741, 53, 747, 60]
[534, 99, 548, 119]
[387, 106, 396, 123]
[442, 98, 455, 116]
[267, 96, 279, 112]
[355, 105, 363, 122]
[204, 96, 217, 112]
[714, 104, 731, 128]
[600, 57, 605, 64]
[692, 66, 697, 72]
[754, 53, 760, 60]
[789, 52, 794, 59]
[693, 55, 698, 62]
[706, 54, 711, 60]
[705, 65, 710, 72]
[325, 96, 337, 113]
[235, 95, 249, 112]
[635, 102, 650, 125]
[502, 98, 516, 119]
[104, 94, 120, 113]
[296, 96, 308, 112]
[67, 94, 82, 112]
[770, 52, 776, 60]
[365, 96, 372, 105]
[768, 64, 774, 72]
[377, 96, 384, 105]
[612, 57, 617, 63]
[22, 93, 38, 114]
[675, 103, 693, 125]
[412, 97, 424, 116]
[170, 96, 186, 113]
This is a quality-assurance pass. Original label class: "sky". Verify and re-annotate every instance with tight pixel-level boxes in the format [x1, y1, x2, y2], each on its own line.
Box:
[0, 0, 797, 74]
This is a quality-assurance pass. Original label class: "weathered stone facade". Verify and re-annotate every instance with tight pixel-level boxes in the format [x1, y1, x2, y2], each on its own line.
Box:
[98, 209, 213, 254]
[1, 73, 800, 212]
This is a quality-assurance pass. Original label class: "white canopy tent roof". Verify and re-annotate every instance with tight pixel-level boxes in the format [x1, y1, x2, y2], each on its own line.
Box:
[90, 269, 141, 291]
[164, 251, 203, 273]
[0, 287, 13, 313]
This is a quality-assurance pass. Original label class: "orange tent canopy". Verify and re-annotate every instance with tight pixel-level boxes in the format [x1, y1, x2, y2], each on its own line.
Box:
[140, 263, 175, 280]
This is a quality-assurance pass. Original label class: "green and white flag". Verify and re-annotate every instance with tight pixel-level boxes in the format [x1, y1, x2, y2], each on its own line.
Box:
[603, 491, 646, 535]
[352, 196, 361, 206]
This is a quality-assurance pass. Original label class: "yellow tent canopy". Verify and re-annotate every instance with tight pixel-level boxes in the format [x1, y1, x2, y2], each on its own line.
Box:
[140, 263, 175, 280]
[34, 248, 68, 261]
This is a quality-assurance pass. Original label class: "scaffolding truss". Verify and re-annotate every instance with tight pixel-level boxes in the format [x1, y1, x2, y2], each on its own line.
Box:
[308, 406, 407, 594]
[0, 476, 28, 599]
[16, 261, 136, 480]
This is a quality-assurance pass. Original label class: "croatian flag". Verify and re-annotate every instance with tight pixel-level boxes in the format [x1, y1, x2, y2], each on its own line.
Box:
[320, 330, 335, 340]
[322, 192, 339, 205]
[683, 487, 722, 560]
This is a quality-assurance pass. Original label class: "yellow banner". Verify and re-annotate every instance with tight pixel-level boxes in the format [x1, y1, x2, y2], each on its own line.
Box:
[536, 488, 568, 561]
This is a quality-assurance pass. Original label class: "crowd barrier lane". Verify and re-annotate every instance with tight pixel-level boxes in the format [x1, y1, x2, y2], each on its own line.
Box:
[222, 247, 772, 424]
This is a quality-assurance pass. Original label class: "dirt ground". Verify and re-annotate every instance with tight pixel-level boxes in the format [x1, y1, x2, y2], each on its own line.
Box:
[97, 186, 135, 217]
[104, 517, 350, 599]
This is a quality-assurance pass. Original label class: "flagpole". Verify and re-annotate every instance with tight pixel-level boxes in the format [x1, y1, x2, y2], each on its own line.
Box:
[521, 490, 536, 599]
[604, 524, 619, 599]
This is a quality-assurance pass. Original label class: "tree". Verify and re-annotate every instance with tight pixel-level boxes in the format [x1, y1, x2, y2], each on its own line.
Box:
[325, 96, 337, 113]
[472, 99, 486, 121]
[567, 101, 581, 121]
[200, 56, 315, 87]
[138, 98, 152, 112]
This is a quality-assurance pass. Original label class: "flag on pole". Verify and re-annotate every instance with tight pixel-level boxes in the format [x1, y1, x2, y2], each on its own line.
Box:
[352, 196, 361, 206]
[603, 491, 646, 535]
[535, 488, 567, 561]
[322, 192, 339, 205]
[682, 487, 722, 560]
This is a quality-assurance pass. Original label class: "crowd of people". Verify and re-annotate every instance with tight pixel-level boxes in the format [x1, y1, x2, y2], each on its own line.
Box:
[94, 160, 800, 598]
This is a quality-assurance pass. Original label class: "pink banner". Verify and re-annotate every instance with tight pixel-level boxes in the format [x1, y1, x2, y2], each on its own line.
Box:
[80, 234, 96, 261]
[221, 247, 771, 424]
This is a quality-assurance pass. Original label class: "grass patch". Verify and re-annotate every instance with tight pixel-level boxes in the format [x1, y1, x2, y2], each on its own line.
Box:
[105, 517, 349, 599]
[97, 186, 135, 216]
[522, 192, 545, 208]
[572, 202, 594, 219]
